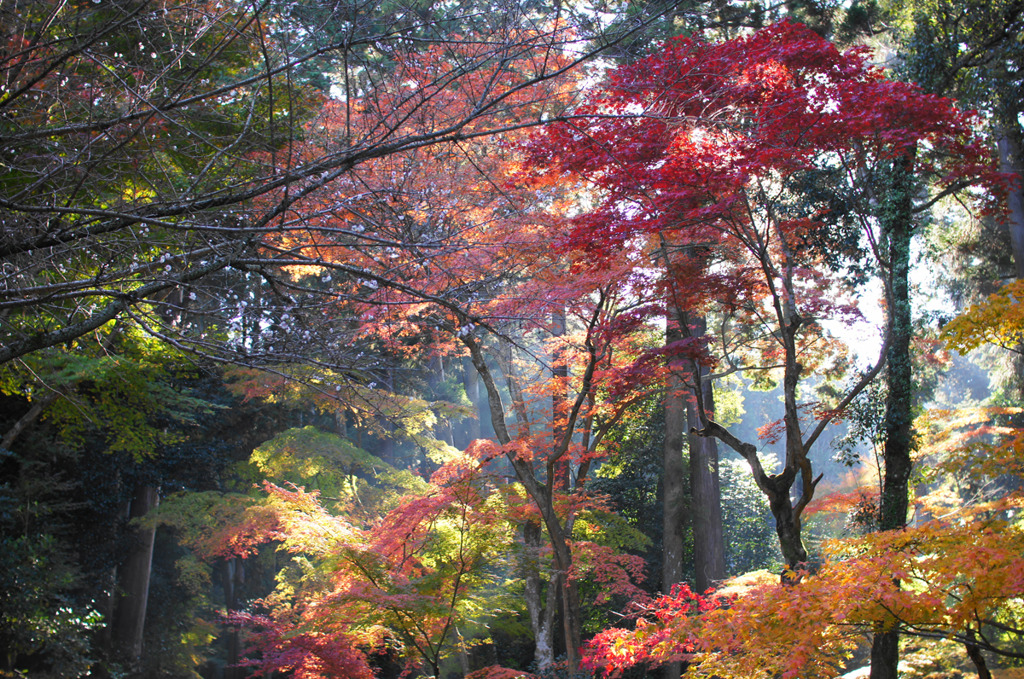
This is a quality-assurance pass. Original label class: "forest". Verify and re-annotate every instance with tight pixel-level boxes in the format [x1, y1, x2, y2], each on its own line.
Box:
[1, 0, 1023, 678]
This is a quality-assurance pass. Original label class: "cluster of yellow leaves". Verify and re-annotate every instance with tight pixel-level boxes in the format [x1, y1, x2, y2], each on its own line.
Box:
[918, 407, 1024, 469]
[942, 280, 1024, 354]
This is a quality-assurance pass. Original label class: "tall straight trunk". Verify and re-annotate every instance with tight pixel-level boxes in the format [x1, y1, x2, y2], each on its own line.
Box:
[380, 367, 396, 464]
[997, 121, 1024, 392]
[429, 354, 456, 447]
[222, 558, 246, 679]
[997, 124, 1024, 279]
[871, 152, 917, 679]
[683, 313, 725, 592]
[111, 484, 159, 669]
[663, 325, 688, 679]
[662, 323, 688, 592]
[687, 402, 724, 590]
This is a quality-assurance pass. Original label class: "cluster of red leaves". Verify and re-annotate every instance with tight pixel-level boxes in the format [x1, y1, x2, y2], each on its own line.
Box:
[521, 20, 1006, 396]
[465, 665, 535, 679]
[226, 610, 379, 679]
[528, 19, 1003, 250]
[804, 486, 880, 518]
[582, 583, 728, 674]
[569, 542, 649, 605]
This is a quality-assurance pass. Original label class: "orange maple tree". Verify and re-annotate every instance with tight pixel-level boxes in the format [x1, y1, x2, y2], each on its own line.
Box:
[585, 510, 1024, 678]
[583, 274, 1024, 678]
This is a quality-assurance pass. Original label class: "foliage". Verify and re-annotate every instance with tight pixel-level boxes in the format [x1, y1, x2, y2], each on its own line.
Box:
[0, 326, 218, 460]
[524, 17, 1005, 572]
[586, 327, 1024, 677]
[718, 458, 782, 575]
[942, 279, 1024, 355]
[1, 0, 1019, 676]
[0, 532, 103, 679]
[226, 369, 473, 468]
[0, 0, 631, 375]
[0, 450, 103, 679]
[219, 456, 519, 677]
[585, 511, 1024, 678]
[248, 425, 427, 509]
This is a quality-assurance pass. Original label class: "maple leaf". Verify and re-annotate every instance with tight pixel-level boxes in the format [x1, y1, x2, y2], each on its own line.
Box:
[942, 279, 1024, 354]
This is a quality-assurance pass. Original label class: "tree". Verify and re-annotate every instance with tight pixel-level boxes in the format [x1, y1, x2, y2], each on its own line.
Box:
[233, 471, 512, 679]
[455, 282, 661, 670]
[584, 393, 1024, 678]
[876, 0, 1024, 277]
[0, 447, 104, 679]
[838, 5, 1024, 673]
[523, 19, 1004, 572]
[869, 150, 918, 679]
[0, 6, 676, 669]
[126, 74, 661, 670]
[0, 337, 283, 676]
[585, 509, 1024, 678]
[0, 324, 230, 674]
[580, 150, 1018, 679]
[200, 432, 647, 678]
[242, 29, 701, 666]
[0, 0, 672, 375]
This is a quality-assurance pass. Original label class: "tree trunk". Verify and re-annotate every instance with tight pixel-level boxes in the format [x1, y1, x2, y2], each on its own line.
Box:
[997, 124, 1024, 279]
[380, 367, 396, 465]
[870, 629, 900, 679]
[965, 629, 993, 679]
[523, 520, 557, 670]
[111, 484, 159, 670]
[552, 538, 581, 669]
[462, 355, 483, 445]
[552, 309, 570, 490]
[222, 558, 246, 679]
[683, 314, 725, 592]
[663, 323, 689, 594]
[691, 419, 808, 571]
[997, 120, 1024, 392]
[688, 414, 724, 590]
[663, 319, 690, 679]
[766, 479, 808, 571]
[462, 334, 583, 670]
[454, 626, 472, 678]
[871, 151, 917, 679]
[429, 354, 456, 447]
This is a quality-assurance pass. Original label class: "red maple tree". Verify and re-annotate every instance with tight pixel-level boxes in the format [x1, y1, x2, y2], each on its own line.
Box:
[522, 19, 1006, 570]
